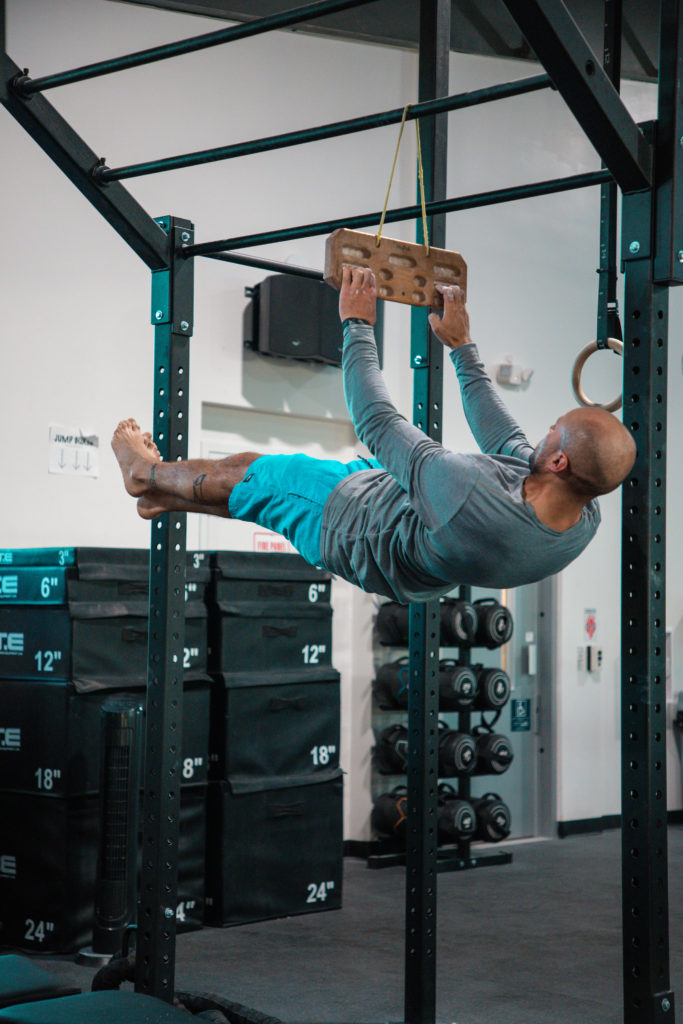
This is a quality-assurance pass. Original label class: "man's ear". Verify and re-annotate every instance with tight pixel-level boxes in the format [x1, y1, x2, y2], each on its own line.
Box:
[548, 450, 569, 475]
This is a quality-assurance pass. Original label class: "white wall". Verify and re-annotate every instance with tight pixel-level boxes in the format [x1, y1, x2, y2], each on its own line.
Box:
[2, 0, 682, 837]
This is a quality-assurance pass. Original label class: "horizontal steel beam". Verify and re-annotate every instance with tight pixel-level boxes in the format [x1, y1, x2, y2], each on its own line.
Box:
[98, 73, 552, 183]
[501, 0, 652, 192]
[0, 51, 169, 269]
[17, 0, 381, 94]
[182, 169, 611, 257]
[204, 251, 323, 280]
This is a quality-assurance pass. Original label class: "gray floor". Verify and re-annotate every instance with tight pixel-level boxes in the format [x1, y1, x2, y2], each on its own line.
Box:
[31, 828, 683, 1024]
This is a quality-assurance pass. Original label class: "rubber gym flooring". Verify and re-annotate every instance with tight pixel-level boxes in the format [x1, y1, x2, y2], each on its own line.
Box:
[30, 827, 683, 1024]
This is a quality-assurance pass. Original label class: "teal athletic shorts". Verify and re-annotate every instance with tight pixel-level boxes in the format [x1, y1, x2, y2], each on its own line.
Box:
[228, 453, 381, 566]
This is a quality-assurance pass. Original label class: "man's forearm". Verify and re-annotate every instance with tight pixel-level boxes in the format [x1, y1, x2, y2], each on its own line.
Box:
[342, 322, 439, 491]
[451, 344, 531, 459]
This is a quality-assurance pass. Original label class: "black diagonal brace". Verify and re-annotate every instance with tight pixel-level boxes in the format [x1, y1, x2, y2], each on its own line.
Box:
[500, 0, 652, 193]
[0, 51, 169, 270]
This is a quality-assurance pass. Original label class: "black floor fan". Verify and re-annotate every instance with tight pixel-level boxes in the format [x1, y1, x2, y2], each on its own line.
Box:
[78, 697, 143, 965]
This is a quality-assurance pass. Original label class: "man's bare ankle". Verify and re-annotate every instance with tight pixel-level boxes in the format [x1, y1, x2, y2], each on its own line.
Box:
[129, 455, 156, 489]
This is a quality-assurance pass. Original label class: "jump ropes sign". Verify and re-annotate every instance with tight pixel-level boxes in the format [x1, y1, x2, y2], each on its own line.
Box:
[48, 423, 100, 478]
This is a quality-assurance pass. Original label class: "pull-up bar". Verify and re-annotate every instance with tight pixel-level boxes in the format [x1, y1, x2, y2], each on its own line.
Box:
[96, 73, 552, 183]
[205, 250, 323, 281]
[184, 168, 612, 258]
[14, 0, 380, 95]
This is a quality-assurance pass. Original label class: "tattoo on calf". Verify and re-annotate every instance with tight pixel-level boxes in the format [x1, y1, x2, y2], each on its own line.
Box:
[149, 465, 156, 486]
[193, 473, 208, 502]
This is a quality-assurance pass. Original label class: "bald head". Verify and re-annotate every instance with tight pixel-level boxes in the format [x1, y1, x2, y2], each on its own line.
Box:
[532, 407, 637, 498]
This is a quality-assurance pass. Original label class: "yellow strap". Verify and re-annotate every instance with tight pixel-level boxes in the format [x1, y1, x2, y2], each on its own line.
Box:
[375, 105, 430, 256]
[415, 118, 430, 256]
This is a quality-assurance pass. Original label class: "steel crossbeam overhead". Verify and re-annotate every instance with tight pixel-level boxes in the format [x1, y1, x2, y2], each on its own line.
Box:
[15, 0, 381, 94]
[97, 73, 552, 183]
[501, 0, 652, 193]
[182, 169, 612, 258]
[0, 51, 169, 270]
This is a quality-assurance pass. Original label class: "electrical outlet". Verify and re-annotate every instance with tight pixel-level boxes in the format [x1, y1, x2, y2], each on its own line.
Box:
[586, 646, 603, 672]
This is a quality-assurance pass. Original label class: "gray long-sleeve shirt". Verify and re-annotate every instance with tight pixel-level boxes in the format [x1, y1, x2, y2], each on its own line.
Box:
[318, 321, 600, 604]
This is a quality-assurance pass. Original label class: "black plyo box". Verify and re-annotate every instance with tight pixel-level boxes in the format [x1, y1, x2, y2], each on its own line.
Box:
[0, 567, 73, 605]
[0, 793, 99, 953]
[0, 785, 207, 953]
[209, 600, 332, 673]
[210, 666, 340, 784]
[205, 771, 343, 926]
[0, 677, 211, 796]
[212, 550, 331, 606]
[0, 547, 210, 576]
[0, 603, 207, 687]
[0, 549, 210, 607]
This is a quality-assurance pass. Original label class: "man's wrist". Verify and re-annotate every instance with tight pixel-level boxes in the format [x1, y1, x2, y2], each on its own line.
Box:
[450, 341, 477, 358]
[342, 317, 372, 329]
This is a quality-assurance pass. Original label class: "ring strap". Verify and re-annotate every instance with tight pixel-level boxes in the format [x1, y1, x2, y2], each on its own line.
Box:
[596, 0, 623, 350]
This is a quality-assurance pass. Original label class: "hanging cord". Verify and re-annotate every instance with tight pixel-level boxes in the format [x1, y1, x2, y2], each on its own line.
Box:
[415, 116, 430, 255]
[376, 105, 430, 255]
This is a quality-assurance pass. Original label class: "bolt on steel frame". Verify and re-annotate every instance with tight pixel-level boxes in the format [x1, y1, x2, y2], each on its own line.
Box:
[1, 0, 681, 1021]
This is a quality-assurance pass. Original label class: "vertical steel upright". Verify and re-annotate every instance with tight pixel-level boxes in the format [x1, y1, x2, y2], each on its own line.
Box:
[135, 215, 194, 1001]
[619, 2, 682, 1020]
[405, 3, 450, 1023]
[620, 183, 673, 1024]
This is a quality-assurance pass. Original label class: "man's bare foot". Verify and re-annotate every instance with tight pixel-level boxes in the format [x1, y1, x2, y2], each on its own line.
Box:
[137, 495, 165, 520]
[112, 419, 159, 497]
[141, 432, 162, 462]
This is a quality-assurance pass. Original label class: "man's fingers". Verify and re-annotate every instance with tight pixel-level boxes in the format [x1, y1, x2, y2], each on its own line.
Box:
[341, 263, 375, 294]
[435, 283, 462, 302]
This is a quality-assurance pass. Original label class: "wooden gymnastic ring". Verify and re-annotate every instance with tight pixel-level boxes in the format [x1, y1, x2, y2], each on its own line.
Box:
[571, 338, 623, 413]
